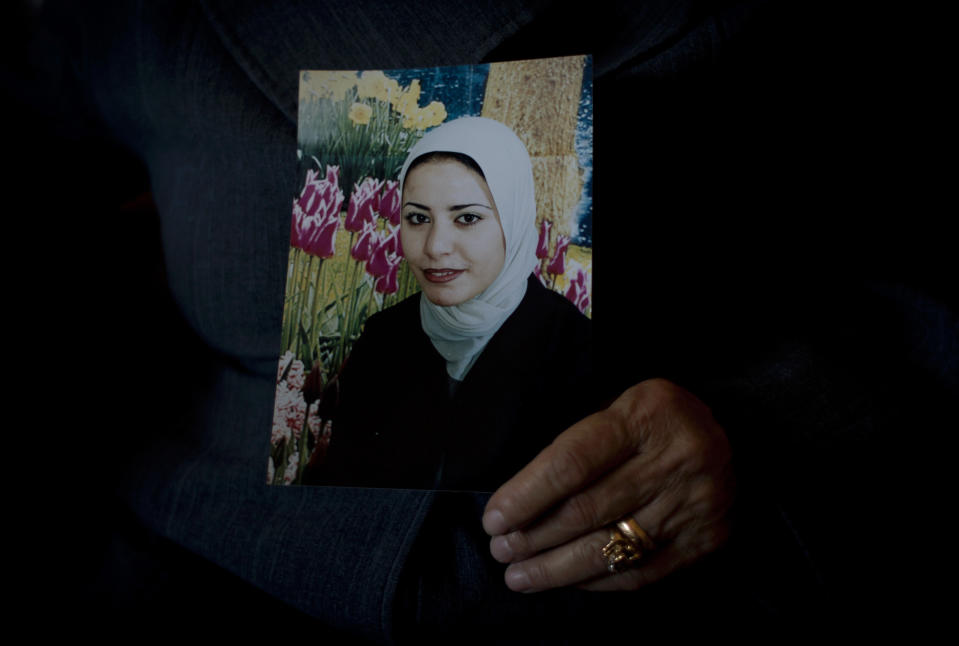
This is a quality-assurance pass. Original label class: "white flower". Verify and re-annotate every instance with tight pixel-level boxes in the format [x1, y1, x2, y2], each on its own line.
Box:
[307, 400, 322, 440]
[270, 421, 291, 446]
[283, 452, 300, 485]
[272, 381, 306, 442]
[285, 358, 306, 391]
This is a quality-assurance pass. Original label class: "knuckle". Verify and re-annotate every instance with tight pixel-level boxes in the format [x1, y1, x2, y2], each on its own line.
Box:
[578, 536, 608, 572]
[689, 479, 716, 510]
[693, 473, 734, 514]
[523, 559, 555, 589]
[544, 441, 592, 492]
[506, 530, 532, 556]
[642, 378, 682, 408]
[686, 442, 711, 473]
[672, 433, 707, 468]
[560, 493, 601, 531]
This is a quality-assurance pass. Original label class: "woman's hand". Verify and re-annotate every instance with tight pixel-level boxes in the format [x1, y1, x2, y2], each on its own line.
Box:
[482, 379, 734, 592]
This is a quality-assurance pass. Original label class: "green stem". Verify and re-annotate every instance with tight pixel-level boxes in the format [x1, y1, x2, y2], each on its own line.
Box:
[366, 281, 377, 324]
[283, 249, 304, 352]
[337, 258, 359, 375]
[289, 250, 305, 356]
[309, 258, 327, 367]
[294, 253, 317, 358]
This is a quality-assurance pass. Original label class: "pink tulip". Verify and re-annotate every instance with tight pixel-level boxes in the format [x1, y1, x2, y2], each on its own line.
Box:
[296, 165, 341, 220]
[292, 194, 341, 258]
[393, 224, 404, 257]
[313, 209, 339, 258]
[547, 235, 570, 275]
[345, 177, 383, 232]
[292, 165, 344, 258]
[565, 267, 590, 313]
[295, 168, 320, 215]
[374, 254, 403, 294]
[325, 165, 340, 186]
[382, 223, 402, 256]
[366, 233, 391, 277]
[366, 225, 403, 279]
[351, 220, 376, 262]
[576, 292, 590, 314]
[379, 180, 401, 226]
[536, 219, 552, 259]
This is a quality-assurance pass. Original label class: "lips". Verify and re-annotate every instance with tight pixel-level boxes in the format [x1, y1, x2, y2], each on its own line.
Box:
[422, 268, 465, 283]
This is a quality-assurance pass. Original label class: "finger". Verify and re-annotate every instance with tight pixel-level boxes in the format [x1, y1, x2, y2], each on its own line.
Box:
[506, 478, 729, 592]
[502, 526, 613, 593]
[482, 405, 638, 536]
[500, 492, 681, 591]
[502, 509, 679, 593]
[502, 479, 731, 593]
[488, 448, 679, 562]
[575, 546, 681, 591]
[488, 408, 719, 564]
[577, 519, 729, 591]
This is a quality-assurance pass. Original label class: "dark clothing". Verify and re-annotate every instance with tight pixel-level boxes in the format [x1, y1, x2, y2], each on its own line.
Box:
[316, 276, 595, 491]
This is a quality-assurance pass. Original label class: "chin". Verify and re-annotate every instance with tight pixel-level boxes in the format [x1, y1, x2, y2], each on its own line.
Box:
[420, 282, 480, 307]
[423, 290, 468, 307]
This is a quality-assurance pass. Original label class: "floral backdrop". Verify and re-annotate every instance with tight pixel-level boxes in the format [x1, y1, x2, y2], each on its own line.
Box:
[270, 63, 592, 485]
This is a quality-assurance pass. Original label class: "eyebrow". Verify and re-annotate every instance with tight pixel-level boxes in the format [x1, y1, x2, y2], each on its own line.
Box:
[403, 201, 493, 211]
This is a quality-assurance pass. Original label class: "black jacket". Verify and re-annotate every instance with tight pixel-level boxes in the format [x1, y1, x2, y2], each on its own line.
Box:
[313, 275, 596, 491]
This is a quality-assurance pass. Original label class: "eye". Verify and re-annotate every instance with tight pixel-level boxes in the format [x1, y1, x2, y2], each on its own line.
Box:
[456, 213, 482, 225]
[404, 212, 430, 225]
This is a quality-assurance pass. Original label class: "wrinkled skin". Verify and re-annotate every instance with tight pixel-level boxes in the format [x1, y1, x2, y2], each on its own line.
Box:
[483, 379, 734, 592]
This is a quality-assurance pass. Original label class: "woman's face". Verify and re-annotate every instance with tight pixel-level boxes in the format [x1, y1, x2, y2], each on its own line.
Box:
[401, 159, 506, 307]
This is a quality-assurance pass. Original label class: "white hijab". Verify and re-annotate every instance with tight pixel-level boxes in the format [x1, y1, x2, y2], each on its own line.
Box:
[398, 117, 539, 381]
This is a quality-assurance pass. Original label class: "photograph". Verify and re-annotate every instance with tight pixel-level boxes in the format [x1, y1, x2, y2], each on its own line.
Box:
[269, 56, 595, 489]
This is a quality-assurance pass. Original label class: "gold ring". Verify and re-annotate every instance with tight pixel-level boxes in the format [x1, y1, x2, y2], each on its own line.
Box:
[616, 516, 656, 552]
[602, 526, 643, 573]
[601, 516, 656, 574]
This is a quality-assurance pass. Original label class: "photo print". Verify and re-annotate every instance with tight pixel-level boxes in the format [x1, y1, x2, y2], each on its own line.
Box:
[269, 55, 594, 490]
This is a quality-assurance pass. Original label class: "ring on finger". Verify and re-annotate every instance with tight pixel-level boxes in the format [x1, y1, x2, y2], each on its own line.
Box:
[602, 527, 643, 573]
[601, 516, 655, 574]
[616, 516, 656, 552]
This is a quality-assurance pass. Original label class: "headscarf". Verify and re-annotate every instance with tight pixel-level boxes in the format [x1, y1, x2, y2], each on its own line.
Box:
[398, 117, 539, 380]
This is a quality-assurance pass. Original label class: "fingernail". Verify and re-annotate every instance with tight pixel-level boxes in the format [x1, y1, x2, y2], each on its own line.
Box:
[505, 565, 531, 592]
[490, 535, 513, 562]
[482, 509, 507, 535]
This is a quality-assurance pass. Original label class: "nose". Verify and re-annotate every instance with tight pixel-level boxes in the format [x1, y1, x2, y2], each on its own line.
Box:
[423, 220, 453, 258]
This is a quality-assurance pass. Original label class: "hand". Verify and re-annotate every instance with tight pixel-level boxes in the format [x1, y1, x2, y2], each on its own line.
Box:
[481, 379, 734, 592]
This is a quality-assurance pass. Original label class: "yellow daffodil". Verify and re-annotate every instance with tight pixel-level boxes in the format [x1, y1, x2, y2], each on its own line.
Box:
[393, 79, 422, 117]
[421, 101, 447, 128]
[383, 77, 401, 105]
[348, 102, 373, 125]
[356, 71, 400, 105]
[403, 101, 448, 130]
[402, 110, 424, 130]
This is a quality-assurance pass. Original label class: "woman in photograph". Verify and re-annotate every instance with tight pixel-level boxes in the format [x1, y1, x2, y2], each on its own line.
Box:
[312, 116, 596, 491]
